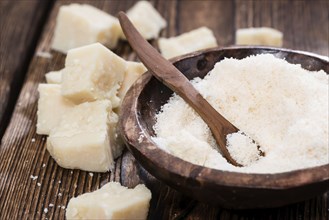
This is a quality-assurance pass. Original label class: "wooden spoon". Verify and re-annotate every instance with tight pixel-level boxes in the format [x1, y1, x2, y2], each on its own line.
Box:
[118, 12, 242, 167]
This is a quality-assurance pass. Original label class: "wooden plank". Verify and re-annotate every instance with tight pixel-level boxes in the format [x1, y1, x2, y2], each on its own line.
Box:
[0, 0, 328, 220]
[0, 0, 53, 138]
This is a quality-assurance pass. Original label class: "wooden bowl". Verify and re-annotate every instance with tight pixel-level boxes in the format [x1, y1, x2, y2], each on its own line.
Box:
[119, 46, 329, 209]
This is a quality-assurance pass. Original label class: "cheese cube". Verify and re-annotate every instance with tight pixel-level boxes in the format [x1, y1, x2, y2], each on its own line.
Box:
[119, 1, 167, 40]
[37, 84, 74, 135]
[118, 61, 147, 100]
[47, 100, 117, 172]
[235, 27, 283, 47]
[66, 182, 151, 220]
[45, 69, 63, 84]
[158, 27, 218, 59]
[51, 4, 120, 53]
[61, 43, 126, 107]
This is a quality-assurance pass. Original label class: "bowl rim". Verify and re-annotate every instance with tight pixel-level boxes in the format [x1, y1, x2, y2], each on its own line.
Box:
[120, 46, 329, 190]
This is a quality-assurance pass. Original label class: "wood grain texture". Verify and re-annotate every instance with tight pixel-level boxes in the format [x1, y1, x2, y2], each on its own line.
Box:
[0, 0, 328, 220]
[0, 0, 53, 138]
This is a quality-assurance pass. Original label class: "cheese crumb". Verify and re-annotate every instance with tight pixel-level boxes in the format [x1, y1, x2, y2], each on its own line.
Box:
[37, 183, 41, 187]
[153, 54, 328, 173]
[31, 138, 36, 143]
[30, 175, 38, 181]
[44, 208, 48, 214]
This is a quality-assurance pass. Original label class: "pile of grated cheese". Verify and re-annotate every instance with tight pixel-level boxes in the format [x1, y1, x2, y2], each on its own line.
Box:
[152, 54, 329, 173]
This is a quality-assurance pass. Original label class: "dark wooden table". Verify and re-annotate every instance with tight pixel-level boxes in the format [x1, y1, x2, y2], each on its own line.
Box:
[1, 0, 328, 219]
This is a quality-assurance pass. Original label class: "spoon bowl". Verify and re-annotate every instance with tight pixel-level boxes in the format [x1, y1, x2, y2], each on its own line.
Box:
[119, 46, 329, 209]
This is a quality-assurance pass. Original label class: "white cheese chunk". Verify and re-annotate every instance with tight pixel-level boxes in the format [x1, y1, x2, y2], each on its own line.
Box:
[51, 4, 120, 53]
[61, 43, 126, 107]
[158, 27, 218, 59]
[47, 100, 116, 172]
[66, 182, 151, 220]
[119, 1, 167, 40]
[45, 69, 63, 84]
[118, 61, 147, 100]
[36, 84, 74, 135]
[235, 27, 283, 47]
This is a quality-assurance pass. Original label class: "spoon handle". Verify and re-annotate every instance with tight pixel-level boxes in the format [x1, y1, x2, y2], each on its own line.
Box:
[118, 12, 241, 167]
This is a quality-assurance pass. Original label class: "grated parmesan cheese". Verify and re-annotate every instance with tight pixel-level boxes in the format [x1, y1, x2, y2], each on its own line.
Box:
[152, 54, 329, 173]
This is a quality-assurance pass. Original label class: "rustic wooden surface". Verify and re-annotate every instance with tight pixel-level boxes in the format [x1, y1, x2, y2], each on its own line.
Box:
[0, 0, 328, 219]
[0, 0, 53, 137]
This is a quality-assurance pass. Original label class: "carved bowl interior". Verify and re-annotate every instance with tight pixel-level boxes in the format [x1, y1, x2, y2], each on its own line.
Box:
[119, 46, 329, 209]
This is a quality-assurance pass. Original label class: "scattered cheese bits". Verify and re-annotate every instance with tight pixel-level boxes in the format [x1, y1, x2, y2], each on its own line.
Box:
[120, 1, 167, 40]
[235, 27, 283, 47]
[66, 182, 151, 220]
[45, 69, 63, 84]
[51, 4, 120, 53]
[158, 27, 218, 59]
[30, 175, 38, 181]
[37, 84, 74, 135]
[47, 100, 117, 172]
[153, 54, 328, 173]
[118, 61, 147, 101]
[61, 43, 126, 107]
